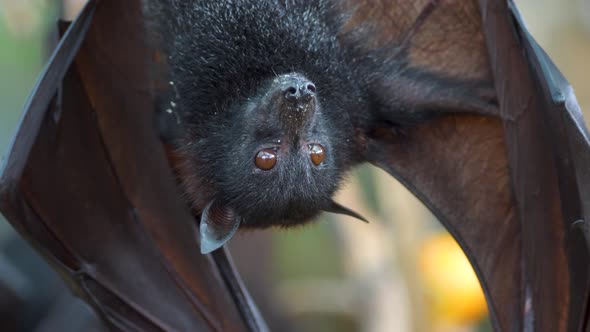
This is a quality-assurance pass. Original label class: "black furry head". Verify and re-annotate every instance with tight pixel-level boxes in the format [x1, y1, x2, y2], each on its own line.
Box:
[146, 0, 370, 252]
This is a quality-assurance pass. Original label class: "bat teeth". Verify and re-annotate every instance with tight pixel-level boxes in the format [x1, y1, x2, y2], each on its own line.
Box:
[199, 200, 241, 254]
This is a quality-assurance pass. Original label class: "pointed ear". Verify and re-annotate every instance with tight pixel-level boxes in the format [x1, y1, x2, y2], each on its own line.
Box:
[200, 200, 242, 254]
[325, 200, 369, 223]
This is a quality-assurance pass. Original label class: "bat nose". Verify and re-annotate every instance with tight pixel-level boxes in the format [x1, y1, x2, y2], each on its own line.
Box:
[284, 79, 316, 102]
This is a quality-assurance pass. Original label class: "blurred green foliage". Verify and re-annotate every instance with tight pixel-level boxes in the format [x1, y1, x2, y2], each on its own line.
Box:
[273, 221, 343, 280]
[0, 6, 56, 159]
[0, 4, 57, 240]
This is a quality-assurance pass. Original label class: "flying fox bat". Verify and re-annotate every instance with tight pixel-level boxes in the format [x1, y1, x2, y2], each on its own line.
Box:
[1, 0, 589, 331]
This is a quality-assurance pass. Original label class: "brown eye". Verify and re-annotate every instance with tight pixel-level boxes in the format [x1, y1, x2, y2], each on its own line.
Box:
[255, 149, 277, 170]
[309, 143, 325, 166]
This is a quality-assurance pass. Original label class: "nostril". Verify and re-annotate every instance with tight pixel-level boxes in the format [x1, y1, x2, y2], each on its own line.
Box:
[281, 77, 316, 102]
[285, 86, 298, 101]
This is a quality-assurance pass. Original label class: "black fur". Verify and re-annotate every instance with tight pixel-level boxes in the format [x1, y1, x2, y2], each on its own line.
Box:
[145, 0, 374, 228]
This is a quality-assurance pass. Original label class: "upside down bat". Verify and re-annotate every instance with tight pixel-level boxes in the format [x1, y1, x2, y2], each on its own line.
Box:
[1, 0, 589, 331]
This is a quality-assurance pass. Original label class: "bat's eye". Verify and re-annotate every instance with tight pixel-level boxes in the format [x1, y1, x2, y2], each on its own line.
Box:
[255, 149, 277, 170]
[308, 144, 325, 166]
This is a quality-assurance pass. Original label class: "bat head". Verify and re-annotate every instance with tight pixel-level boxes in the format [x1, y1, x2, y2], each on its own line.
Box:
[214, 72, 341, 223]
[176, 71, 368, 254]
[157, 1, 369, 253]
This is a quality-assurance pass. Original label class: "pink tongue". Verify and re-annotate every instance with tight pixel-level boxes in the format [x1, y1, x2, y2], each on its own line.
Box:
[199, 200, 241, 254]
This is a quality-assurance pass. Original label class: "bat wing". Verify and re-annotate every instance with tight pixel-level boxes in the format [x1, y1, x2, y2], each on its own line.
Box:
[0, 1, 267, 331]
[344, 0, 590, 330]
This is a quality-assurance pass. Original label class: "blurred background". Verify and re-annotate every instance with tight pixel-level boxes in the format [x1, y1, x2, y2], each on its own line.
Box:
[0, 0, 588, 331]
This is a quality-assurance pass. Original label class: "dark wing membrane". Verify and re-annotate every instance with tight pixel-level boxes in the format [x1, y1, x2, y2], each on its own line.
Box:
[343, 0, 490, 80]
[0, 0, 95, 182]
[480, 1, 590, 330]
[340, 1, 519, 330]
[366, 115, 520, 331]
[345, 0, 590, 330]
[340, 0, 498, 120]
[0, 1, 267, 331]
[346, 0, 523, 331]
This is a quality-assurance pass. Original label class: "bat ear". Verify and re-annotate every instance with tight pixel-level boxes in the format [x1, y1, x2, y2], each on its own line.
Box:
[325, 201, 369, 223]
[199, 200, 241, 254]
